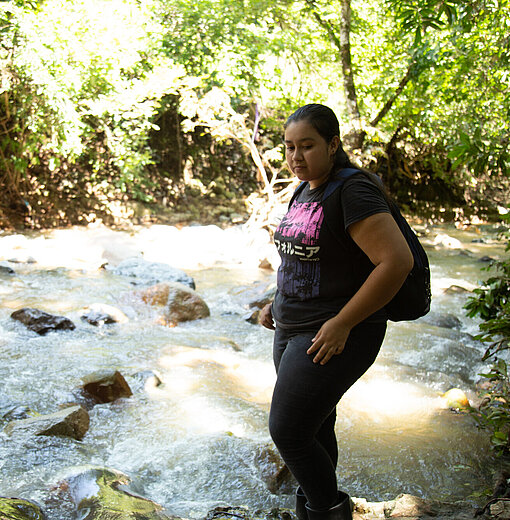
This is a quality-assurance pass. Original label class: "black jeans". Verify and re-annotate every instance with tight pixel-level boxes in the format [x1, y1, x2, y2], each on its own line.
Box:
[268, 322, 386, 511]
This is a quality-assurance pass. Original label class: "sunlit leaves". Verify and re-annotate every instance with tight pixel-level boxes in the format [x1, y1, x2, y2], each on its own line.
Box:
[3, 0, 187, 200]
[387, 0, 462, 43]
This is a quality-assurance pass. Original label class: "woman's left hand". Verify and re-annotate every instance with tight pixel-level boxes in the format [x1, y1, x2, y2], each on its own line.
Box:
[307, 316, 351, 365]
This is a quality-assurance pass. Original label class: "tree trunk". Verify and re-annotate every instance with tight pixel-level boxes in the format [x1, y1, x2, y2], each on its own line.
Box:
[310, 0, 365, 149]
[338, 0, 365, 149]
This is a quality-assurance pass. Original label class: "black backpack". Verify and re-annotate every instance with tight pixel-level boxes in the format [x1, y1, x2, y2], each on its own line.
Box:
[288, 168, 431, 322]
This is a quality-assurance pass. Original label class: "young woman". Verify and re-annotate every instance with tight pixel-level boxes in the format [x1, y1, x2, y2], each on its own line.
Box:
[259, 104, 413, 520]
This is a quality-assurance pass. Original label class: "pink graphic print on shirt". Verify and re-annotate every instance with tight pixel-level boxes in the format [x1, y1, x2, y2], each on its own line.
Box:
[275, 201, 324, 299]
[279, 202, 324, 244]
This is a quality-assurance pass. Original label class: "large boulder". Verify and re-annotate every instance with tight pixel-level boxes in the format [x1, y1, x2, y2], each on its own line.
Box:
[110, 257, 195, 289]
[137, 282, 210, 326]
[0, 497, 46, 519]
[63, 467, 173, 520]
[10, 308, 76, 335]
[4, 405, 89, 440]
[81, 370, 133, 405]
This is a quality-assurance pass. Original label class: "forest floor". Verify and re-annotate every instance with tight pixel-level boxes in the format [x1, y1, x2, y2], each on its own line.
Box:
[0, 193, 252, 231]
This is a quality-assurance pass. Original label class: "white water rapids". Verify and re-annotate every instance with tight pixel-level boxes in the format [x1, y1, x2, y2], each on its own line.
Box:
[0, 220, 506, 518]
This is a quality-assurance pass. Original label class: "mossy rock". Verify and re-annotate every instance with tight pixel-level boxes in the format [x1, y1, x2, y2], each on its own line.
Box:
[0, 497, 46, 519]
[67, 468, 173, 519]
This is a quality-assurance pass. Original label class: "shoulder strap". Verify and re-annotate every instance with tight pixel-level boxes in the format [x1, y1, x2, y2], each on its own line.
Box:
[288, 181, 307, 209]
[288, 168, 362, 209]
[323, 168, 361, 201]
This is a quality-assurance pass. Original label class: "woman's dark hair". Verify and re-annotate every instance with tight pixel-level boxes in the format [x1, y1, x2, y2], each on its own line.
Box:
[285, 104, 391, 200]
[284, 103, 354, 171]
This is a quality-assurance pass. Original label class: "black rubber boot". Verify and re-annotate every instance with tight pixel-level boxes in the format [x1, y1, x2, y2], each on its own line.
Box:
[305, 491, 353, 520]
[295, 487, 308, 520]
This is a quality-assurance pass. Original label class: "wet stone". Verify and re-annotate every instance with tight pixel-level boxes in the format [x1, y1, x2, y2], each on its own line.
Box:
[80, 303, 128, 326]
[255, 443, 293, 494]
[110, 257, 196, 289]
[138, 282, 210, 326]
[0, 497, 46, 519]
[422, 312, 463, 330]
[444, 285, 470, 294]
[4, 405, 89, 440]
[82, 370, 133, 404]
[10, 308, 76, 335]
[0, 265, 15, 275]
[64, 467, 173, 520]
[1, 405, 31, 423]
[249, 285, 276, 309]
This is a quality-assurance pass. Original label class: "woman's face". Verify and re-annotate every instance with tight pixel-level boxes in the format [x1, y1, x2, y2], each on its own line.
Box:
[284, 120, 339, 189]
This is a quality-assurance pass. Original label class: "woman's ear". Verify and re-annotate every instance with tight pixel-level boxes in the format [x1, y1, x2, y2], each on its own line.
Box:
[329, 135, 341, 156]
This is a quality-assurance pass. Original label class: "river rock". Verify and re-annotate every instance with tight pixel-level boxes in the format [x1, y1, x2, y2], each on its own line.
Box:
[433, 233, 462, 249]
[64, 467, 173, 519]
[131, 370, 163, 392]
[80, 303, 129, 326]
[7, 255, 37, 264]
[244, 308, 261, 325]
[489, 500, 510, 519]
[0, 264, 15, 275]
[444, 284, 471, 294]
[385, 493, 439, 517]
[423, 312, 463, 330]
[0, 497, 46, 519]
[138, 282, 210, 326]
[205, 506, 254, 520]
[110, 257, 195, 289]
[82, 370, 133, 404]
[10, 308, 76, 335]
[255, 443, 293, 493]
[1, 404, 31, 423]
[258, 258, 274, 270]
[442, 388, 471, 410]
[4, 405, 89, 440]
[249, 285, 277, 309]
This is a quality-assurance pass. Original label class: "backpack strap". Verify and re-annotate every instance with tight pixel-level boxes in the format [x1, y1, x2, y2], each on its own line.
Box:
[288, 181, 306, 209]
[322, 168, 361, 201]
[288, 168, 361, 209]
[320, 169, 361, 250]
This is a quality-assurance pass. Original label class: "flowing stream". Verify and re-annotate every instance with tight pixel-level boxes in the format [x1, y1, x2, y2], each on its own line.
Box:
[0, 220, 507, 518]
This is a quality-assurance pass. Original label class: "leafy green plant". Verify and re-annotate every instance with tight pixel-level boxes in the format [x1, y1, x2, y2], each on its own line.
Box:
[473, 359, 510, 455]
[465, 212, 510, 453]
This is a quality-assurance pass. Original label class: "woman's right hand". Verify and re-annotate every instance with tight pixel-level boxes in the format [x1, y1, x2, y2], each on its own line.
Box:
[259, 303, 275, 330]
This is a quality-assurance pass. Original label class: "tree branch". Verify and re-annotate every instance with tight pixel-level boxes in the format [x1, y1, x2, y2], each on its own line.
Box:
[370, 62, 416, 127]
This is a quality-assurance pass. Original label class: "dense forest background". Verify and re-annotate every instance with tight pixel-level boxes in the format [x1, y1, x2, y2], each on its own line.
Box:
[0, 0, 508, 229]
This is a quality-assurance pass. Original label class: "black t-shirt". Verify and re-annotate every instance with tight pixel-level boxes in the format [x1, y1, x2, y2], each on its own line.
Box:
[272, 175, 390, 329]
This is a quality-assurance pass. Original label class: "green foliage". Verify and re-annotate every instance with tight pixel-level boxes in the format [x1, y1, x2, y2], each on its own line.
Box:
[1, 0, 509, 225]
[465, 215, 510, 357]
[387, 0, 462, 43]
[464, 213, 510, 453]
[473, 359, 510, 455]
[1, 0, 189, 203]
